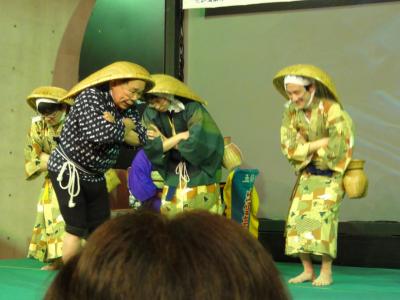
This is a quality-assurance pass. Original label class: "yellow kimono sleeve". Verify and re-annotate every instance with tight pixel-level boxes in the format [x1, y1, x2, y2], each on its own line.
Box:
[24, 120, 44, 180]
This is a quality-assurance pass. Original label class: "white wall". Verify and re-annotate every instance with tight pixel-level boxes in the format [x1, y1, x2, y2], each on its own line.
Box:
[184, 2, 400, 221]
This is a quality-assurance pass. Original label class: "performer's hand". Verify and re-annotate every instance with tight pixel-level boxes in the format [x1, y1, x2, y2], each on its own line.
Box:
[103, 111, 115, 123]
[319, 137, 329, 148]
[39, 152, 49, 171]
[147, 125, 165, 141]
[147, 130, 157, 140]
[179, 131, 189, 141]
[173, 131, 189, 149]
[308, 137, 329, 154]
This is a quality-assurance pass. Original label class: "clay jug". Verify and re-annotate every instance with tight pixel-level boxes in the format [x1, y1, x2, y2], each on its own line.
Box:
[222, 136, 243, 171]
[343, 159, 368, 199]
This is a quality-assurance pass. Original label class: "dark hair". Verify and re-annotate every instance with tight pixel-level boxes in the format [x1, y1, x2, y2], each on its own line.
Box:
[36, 102, 64, 116]
[45, 210, 289, 300]
[142, 93, 159, 102]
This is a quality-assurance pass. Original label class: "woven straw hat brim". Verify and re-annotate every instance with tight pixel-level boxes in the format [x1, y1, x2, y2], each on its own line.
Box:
[146, 74, 207, 105]
[26, 86, 70, 110]
[272, 64, 341, 105]
[62, 61, 155, 100]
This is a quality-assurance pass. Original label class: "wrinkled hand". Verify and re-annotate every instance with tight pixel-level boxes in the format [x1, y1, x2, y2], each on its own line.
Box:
[173, 131, 189, 149]
[147, 125, 165, 141]
[103, 111, 115, 123]
[179, 131, 189, 141]
[319, 137, 329, 148]
[147, 130, 158, 140]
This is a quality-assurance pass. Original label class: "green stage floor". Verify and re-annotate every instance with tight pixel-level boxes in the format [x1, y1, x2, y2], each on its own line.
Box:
[279, 262, 400, 299]
[0, 259, 55, 300]
[0, 259, 399, 299]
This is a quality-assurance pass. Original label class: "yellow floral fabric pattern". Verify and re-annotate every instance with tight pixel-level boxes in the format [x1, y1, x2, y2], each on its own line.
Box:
[281, 98, 353, 174]
[281, 98, 354, 258]
[24, 117, 64, 262]
[160, 183, 223, 217]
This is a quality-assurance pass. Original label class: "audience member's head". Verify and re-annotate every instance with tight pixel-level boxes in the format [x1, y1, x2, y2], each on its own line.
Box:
[45, 210, 289, 300]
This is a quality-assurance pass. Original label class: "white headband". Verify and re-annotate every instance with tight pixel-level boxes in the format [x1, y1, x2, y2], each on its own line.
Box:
[35, 98, 58, 109]
[284, 75, 311, 90]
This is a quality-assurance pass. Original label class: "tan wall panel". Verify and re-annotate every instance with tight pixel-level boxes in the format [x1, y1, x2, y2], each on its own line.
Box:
[0, 0, 90, 258]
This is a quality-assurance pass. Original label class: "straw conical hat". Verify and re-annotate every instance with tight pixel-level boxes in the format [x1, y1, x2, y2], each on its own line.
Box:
[27, 86, 72, 110]
[147, 74, 207, 105]
[273, 64, 341, 105]
[62, 61, 155, 100]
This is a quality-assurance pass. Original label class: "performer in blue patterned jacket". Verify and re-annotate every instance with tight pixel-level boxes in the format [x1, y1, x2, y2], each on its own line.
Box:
[48, 61, 154, 263]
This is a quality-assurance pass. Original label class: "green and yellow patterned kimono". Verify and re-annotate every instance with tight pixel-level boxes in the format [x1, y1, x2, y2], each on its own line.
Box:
[24, 116, 64, 262]
[281, 98, 353, 259]
[143, 101, 224, 216]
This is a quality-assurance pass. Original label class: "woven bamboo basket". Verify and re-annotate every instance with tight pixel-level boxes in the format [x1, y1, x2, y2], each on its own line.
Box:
[222, 136, 243, 171]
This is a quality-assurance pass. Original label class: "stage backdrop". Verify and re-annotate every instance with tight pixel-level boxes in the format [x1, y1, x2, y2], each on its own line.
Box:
[79, 0, 182, 168]
[79, 0, 165, 79]
[184, 1, 400, 222]
[183, 0, 304, 9]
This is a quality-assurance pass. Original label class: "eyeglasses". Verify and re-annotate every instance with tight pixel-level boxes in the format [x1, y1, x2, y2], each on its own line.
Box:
[126, 90, 143, 99]
[123, 83, 144, 100]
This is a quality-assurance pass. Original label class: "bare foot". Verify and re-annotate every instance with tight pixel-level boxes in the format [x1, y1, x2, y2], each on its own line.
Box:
[288, 271, 315, 284]
[41, 260, 63, 271]
[312, 273, 333, 286]
[41, 264, 57, 271]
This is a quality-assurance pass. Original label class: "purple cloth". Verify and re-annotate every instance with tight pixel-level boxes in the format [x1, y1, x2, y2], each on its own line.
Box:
[128, 149, 161, 211]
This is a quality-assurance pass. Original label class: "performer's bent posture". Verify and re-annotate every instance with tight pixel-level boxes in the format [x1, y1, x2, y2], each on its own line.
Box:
[47, 61, 154, 263]
[142, 74, 224, 217]
[273, 64, 354, 286]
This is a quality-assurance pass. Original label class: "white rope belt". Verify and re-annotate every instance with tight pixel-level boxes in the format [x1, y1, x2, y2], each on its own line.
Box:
[175, 161, 190, 190]
[55, 147, 86, 208]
